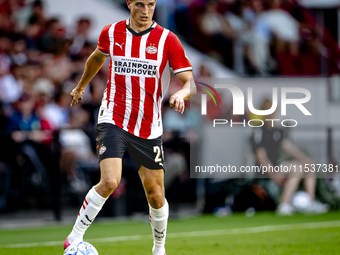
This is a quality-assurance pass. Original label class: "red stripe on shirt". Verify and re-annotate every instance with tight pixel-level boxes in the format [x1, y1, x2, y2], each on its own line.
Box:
[145, 27, 163, 61]
[140, 77, 156, 138]
[106, 60, 112, 108]
[114, 22, 127, 56]
[127, 34, 142, 132]
[127, 76, 141, 133]
[112, 74, 126, 129]
[111, 21, 127, 128]
[157, 41, 169, 119]
[139, 28, 164, 137]
[131, 35, 141, 58]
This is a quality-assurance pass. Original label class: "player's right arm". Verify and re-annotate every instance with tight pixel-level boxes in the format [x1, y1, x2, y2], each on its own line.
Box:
[70, 48, 108, 106]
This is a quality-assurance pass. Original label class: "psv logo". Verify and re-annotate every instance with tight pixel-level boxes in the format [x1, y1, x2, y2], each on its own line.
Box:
[99, 146, 106, 155]
[146, 46, 158, 54]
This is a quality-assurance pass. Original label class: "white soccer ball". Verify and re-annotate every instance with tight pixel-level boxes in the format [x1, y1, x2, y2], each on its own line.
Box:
[79, 242, 99, 255]
[64, 244, 78, 255]
[63, 242, 99, 255]
[292, 191, 311, 212]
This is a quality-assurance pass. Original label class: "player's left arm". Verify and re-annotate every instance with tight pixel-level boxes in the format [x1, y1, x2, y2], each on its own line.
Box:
[170, 71, 197, 114]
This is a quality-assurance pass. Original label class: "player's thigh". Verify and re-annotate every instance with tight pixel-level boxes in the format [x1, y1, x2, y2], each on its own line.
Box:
[99, 158, 123, 183]
[96, 123, 126, 183]
[125, 134, 165, 191]
[126, 133, 165, 172]
[96, 158, 122, 197]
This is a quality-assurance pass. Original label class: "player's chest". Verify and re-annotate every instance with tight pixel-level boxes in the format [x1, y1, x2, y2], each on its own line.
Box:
[112, 56, 159, 78]
[110, 31, 165, 62]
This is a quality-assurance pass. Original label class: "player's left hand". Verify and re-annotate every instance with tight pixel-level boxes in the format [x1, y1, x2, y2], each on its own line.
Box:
[169, 94, 185, 114]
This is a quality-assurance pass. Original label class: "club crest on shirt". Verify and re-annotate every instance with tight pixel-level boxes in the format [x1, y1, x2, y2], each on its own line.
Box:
[99, 146, 106, 155]
[146, 46, 158, 54]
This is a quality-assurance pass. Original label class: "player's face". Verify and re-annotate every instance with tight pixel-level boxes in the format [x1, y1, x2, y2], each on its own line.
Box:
[128, 0, 156, 29]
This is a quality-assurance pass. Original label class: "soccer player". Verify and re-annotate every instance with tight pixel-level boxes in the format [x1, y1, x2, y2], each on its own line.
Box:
[64, 0, 196, 254]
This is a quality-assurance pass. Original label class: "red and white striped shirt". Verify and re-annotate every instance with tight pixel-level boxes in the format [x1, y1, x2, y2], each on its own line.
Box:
[96, 19, 192, 139]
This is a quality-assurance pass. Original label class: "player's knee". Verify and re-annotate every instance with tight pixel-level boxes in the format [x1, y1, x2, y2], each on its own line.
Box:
[147, 188, 163, 206]
[102, 178, 120, 193]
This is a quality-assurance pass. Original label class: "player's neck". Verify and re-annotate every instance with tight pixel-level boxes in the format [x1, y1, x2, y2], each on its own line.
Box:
[128, 18, 153, 34]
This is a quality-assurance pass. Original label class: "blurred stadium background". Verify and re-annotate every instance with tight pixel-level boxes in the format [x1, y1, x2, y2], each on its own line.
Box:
[1, 0, 340, 253]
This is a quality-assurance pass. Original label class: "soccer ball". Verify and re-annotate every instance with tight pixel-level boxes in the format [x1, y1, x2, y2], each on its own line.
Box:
[79, 242, 99, 255]
[64, 242, 99, 255]
[292, 191, 311, 212]
[64, 244, 78, 255]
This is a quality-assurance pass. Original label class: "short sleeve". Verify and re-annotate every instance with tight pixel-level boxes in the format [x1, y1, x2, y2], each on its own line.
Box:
[166, 32, 192, 74]
[97, 25, 111, 56]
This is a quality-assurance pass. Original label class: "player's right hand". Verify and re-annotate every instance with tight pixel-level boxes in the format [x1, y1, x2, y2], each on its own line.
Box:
[169, 94, 185, 114]
[70, 87, 84, 107]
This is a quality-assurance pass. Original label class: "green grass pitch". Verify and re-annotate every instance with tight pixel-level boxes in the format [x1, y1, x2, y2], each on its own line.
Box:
[1, 211, 340, 255]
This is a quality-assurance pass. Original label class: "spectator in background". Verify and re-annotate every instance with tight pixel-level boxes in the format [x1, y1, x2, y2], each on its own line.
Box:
[69, 18, 92, 57]
[7, 93, 40, 131]
[281, 0, 324, 75]
[0, 2, 14, 32]
[7, 92, 52, 143]
[298, 26, 322, 75]
[264, 0, 300, 55]
[21, 61, 42, 93]
[82, 77, 106, 128]
[251, 99, 329, 216]
[0, 32, 12, 76]
[198, 0, 235, 66]
[234, 0, 301, 75]
[43, 90, 71, 130]
[11, 0, 31, 31]
[44, 37, 73, 84]
[242, 0, 274, 74]
[10, 34, 28, 66]
[0, 64, 24, 104]
[154, 0, 176, 30]
[41, 18, 61, 52]
[4, 91, 58, 215]
[34, 78, 54, 133]
[200, 0, 235, 39]
[262, 0, 300, 75]
[225, 0, 272, 74]
[24, 15, 43, 49]
[29, 0, 45, 25]
[59, 108, 97, 193]
[0, 0, 99, 214]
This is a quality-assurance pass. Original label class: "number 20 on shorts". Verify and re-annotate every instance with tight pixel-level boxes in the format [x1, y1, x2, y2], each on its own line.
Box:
[153, 146, 164, 163]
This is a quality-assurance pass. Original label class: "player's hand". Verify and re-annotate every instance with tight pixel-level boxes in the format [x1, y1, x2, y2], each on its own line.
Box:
[169, 94, 185, 114]
[70, 87, 84, 107]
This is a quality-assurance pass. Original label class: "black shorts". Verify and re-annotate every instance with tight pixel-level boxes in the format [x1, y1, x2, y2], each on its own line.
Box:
[96, 123, 164, 171]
